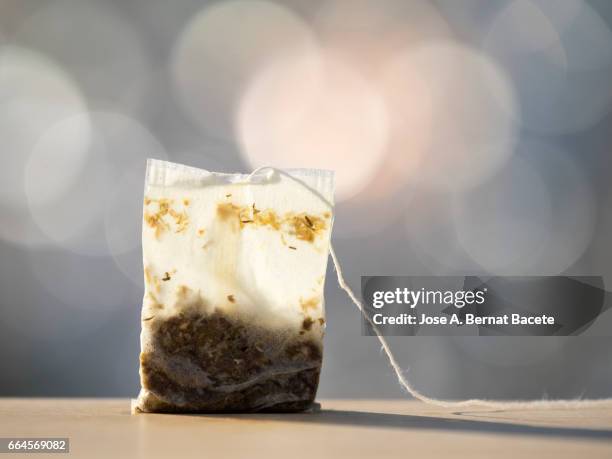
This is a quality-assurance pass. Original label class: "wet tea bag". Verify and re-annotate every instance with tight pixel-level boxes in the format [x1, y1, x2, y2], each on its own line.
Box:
[135, 159, 334, 412]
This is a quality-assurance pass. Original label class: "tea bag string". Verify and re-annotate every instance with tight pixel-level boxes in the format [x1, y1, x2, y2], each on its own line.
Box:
[244, 167, 612, 409]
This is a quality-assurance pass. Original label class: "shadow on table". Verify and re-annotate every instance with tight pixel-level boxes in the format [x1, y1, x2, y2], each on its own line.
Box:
[185, 409, 612, 440]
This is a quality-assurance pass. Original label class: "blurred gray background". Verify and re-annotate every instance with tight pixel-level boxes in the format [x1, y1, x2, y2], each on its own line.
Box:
[1, 0, 611, 400]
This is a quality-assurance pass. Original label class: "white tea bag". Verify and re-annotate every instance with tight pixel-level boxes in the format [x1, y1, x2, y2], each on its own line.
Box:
[135, 159, 334, 412]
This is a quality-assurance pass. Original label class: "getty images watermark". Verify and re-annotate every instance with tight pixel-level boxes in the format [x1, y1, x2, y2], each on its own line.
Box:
[361, 276, 612, 336]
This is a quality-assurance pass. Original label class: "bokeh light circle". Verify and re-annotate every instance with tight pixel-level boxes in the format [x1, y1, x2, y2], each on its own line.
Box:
[0, 45, 88, 247]
[313, 0, 452, 76]
[302, 0, 452, 234]
[452, 142, 596, 275]
[453, 154, 553, 274]
[483, 0, 612, 134]
[362, 50, 435, 201]
[26, 112, 167, 257]
[404, 193, 484, 275]
[395, 42, 519, 192]
[238, 51, 390, 201]
[25, 115, 91, 208]
[172, 0, 317, 140]
[16, 0, 152, 112]
[28, 248, 138, 314]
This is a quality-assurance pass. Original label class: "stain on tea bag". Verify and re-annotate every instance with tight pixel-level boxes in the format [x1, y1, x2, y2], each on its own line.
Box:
[135, 160, 334, 412]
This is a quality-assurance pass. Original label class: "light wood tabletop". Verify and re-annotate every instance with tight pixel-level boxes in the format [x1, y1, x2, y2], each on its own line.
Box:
[1, 398, 611, 458]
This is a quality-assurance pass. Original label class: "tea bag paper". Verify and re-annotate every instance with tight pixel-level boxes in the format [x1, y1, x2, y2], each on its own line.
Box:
[135, 159, 334, 412]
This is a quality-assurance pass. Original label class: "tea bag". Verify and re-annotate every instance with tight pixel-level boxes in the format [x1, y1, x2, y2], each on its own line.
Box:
[134, 159, 334, 412]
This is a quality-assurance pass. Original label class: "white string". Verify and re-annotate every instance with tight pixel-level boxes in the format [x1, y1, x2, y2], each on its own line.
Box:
[246, 166, 612, 409]
[245, 166, 276, 182]
[330, 245, 612, 409]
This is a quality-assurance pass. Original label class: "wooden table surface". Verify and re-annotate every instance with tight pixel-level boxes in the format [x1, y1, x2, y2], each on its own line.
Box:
[1, 398, 611, 458]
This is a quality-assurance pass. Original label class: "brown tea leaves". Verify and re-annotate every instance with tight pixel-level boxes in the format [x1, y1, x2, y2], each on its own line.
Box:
[144, 266, 162, 294]
[300, 315, 325, 335]
[300, 296, 320, 313]
[253, 209, 282, 231]
[147, 292, 164, 310]
[144, 197, 190, 238]
[289, 213, 326, 243]
[175, 285, 209, 312]
[216, 201, 329, 244]
[145, 267, 177, 294]
[216, 202, 241, 221]
[302, 317, 314, 331]
[145, 196, 330, 247]
[169, 208, 190, 234]
[140, 309, 322, 412]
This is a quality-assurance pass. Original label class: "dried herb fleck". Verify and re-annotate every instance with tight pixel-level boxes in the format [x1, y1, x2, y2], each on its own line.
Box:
[215, 202, 327, 244]
[302, 317, 315, 331]
[144, 198, 190, 237]
[300, 297, 320, 313]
